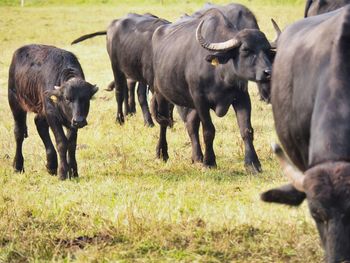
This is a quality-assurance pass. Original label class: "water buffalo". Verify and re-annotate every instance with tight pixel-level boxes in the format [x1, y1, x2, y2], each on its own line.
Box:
[8, 44, 98, 180]
[72, 13, 170, 127]
[261, 7, 350, 262]
[175, 3, 276, 172]
[151, 7, 275, 170]
[305, 0, 350, 17]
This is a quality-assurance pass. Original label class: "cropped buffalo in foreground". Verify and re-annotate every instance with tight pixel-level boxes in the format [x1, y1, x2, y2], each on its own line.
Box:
[8, 44, 98, 180]
[305, 0, 350, 17]
[261, 7, 350, 262]
[152, 7, 276, 171]
[72, 13, 170, 127]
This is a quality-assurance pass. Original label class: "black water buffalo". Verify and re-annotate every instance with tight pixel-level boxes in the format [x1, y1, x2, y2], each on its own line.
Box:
[72, 13, 170, 127]
[152, 7, 275, 170]
[194, 3, 275, 102]
[305, 0, 350, 17]
[261, 7, 350, 262]
[175, 3, 276, 172]
[8, 44, 98, 180]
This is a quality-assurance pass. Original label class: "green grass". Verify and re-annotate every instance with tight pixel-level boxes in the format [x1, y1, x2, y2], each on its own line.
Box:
[0, 1, 323, 262]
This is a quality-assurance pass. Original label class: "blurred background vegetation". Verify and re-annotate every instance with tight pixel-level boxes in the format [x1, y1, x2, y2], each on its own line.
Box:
[0, 0, 305, 6]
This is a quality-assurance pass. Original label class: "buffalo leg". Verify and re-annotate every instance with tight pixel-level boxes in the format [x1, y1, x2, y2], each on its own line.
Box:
[138, 83, 154, 127]
[8, 92, 27, 172]
[106, 79, 130, 118]
[66, 128, 78, 178]
[123, 83, 130, 116]
[153, 93, 169, 161]
[169, 103, 174, 127]
[185, 109, 203, 163]
[127, 79, 136, 114]
[12, 110, 27, 172]
[111, 66, 127, 124]
[194, 100, 216, 168]
[48, 119, 69, 180]
[34, 115, 58, 175]
[232, 90, 262, 173]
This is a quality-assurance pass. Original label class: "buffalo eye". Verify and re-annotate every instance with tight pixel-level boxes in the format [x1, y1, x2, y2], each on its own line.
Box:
[64, 96, 73, 103]
[241, 47, 252, 56]
[311, 209, 328, 223]
[268, 50, 276, 62]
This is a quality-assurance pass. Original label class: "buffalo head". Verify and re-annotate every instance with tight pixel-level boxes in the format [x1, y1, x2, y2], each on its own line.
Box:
[46, 78, 98, 129]
[305, 0, 350, 17]
[196, 19, 280, 103]
[262, 144, 350, 263]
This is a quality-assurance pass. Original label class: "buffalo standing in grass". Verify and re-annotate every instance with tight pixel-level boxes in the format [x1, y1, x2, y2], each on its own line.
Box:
[8, 44, 98, 180]
[176, 3, 276, 172]
[305, 0, 350, 17]
[152, 7, 276, 171]
[261, 7, 350, 262]
[72, 13, 170, 127]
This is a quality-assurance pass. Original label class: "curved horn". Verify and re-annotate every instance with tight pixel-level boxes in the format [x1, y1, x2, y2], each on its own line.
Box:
[196, 20, 241, 52]
[304, 0, 313, 18]
[271, 143, 305, 192]
[270, 18, 281, 49]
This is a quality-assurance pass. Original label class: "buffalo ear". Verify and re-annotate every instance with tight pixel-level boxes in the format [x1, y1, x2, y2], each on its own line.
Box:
[45, 87, 63, 103]
[261, 183, 306, 206]
[90, 85, 99, 98]
[205, 53, 231, 66]
[269, 50, 276, 63]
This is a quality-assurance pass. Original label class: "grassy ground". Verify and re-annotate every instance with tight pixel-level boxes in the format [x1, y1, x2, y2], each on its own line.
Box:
[0, 1, 323, 262]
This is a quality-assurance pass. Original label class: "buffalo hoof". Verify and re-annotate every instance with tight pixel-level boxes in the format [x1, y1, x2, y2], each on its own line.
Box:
[69, 169, 79, 178]
[129, 106, 136, 114]
[245, 162, 262, 174]
[13, 157, 24, 173]
[126, 112, 135, 116]
[47, 167, 57, 175]
[156, 149, 169, 162]
[145, 121, 155, 127]
[202, 164, 217, 170]
[202, 161, 217, 169]
[58, 168, 68, 180]
[116, 115, 125, 125]
[14, 167, 25, 173]
[203, 155, 216, 168]
[59, 174, 67, 180]
[191, 155, 203, 164]
[157, 152, 169, 162]
[46, 160, 58, 175]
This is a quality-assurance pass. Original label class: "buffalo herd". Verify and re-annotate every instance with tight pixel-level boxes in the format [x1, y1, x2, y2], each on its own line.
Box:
[7, 0, 350, 262]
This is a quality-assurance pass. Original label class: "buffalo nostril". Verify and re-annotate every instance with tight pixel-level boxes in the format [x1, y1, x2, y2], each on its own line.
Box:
[264, 69, 271, 75]
[72, 119, 87, 128]
[263, 69, 272, 80]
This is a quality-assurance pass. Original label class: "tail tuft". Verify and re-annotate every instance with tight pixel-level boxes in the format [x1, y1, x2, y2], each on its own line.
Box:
[151, 96, 172, 127]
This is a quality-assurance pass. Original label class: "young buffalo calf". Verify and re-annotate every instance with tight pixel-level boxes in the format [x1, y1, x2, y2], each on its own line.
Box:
[8, 44, 98, 180]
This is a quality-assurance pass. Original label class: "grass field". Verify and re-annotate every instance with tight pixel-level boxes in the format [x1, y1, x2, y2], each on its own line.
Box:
[0, 1, 323, 262]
